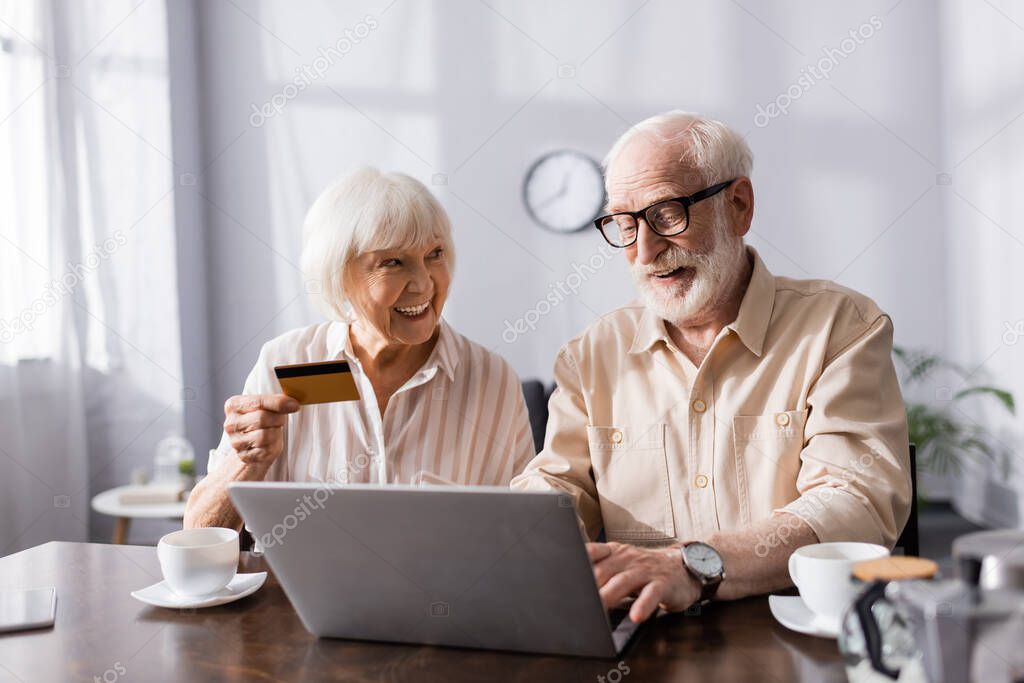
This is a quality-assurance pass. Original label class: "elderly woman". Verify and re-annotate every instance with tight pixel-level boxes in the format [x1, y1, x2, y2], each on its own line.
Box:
[185, 168, 535, 530]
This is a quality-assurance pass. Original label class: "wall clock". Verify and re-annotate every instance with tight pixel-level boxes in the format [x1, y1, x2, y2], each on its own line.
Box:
[522, 150, 605, 234]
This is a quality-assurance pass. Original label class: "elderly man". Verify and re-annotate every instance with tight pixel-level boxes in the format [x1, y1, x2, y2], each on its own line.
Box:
[511, 111, 911, 624]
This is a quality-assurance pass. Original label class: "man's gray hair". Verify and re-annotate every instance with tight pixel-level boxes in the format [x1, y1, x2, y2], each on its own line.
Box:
[301, 167, 455, 321]
[603, 110, 753, 187]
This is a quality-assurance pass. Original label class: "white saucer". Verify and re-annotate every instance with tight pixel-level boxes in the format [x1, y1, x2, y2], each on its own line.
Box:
[131, 572, 267, 609]
[768, 595, 840, 639]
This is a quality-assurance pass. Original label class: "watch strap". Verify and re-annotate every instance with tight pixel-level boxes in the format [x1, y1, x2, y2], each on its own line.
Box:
[696, 572, 722, 603]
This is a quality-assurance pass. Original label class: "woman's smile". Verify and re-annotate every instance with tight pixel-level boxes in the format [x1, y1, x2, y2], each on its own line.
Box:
[393, 301, 431, 317]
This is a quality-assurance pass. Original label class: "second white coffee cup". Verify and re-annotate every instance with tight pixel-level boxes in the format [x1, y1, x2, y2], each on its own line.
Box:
[788, 541, 889, 627]
[157, 527, 239, 597]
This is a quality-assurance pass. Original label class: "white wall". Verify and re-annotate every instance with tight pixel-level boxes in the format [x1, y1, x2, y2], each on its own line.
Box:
[180, 0, 952, 453]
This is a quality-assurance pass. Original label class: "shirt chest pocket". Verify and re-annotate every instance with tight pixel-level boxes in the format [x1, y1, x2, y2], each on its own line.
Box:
[732, 409, 808, 524]
[587, 424, 675, 543]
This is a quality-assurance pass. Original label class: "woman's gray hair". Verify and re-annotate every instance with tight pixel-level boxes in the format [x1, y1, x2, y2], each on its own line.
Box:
[301, 167, 455, 320]
[603, 110, 753, 188]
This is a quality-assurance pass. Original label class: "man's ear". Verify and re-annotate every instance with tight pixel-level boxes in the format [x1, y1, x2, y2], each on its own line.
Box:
[728, 177, 754, 238]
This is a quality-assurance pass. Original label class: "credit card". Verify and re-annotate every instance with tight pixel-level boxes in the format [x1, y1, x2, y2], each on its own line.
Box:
[274, 360, 360, 405]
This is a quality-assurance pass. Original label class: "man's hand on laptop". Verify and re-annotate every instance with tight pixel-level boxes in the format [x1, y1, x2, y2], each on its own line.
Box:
[587, 542, 699, 623]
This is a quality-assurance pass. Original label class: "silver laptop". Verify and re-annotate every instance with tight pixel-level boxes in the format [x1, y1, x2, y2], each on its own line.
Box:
[228, 482, 641, 657]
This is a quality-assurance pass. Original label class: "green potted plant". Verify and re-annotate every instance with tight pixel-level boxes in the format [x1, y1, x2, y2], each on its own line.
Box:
[178, 458, 196, 491]
[893, 347, 1015, 504]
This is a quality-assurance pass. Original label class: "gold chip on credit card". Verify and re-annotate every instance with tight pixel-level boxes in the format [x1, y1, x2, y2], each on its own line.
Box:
[274, 360, 360, 405]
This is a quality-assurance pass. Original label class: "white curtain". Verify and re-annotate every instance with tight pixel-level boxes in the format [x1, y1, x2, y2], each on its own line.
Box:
[940, 1, 1024, 529]
[0, 0, 183, 552]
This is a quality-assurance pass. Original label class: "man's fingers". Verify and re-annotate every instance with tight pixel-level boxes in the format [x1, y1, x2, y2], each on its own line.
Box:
[586, 543, 613, 563]
[598, 570, 646, 610]
[629, 581, 665, 623]
[225, 393, 300, 415]
[590, 545, 691, 622]
[593, 560, 622, 588]
[590, 547, 634, 587]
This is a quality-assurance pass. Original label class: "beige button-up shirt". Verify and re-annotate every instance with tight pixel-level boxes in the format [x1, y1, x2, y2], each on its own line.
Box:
[511, 247, 911, 548]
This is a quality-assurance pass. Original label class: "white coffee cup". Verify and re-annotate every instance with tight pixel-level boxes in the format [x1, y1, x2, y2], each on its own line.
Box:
[788, 541, 889, 627]
[157, 527, 239, 597]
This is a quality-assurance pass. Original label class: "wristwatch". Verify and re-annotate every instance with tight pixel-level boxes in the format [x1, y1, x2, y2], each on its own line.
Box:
[679, 541, 725, 604]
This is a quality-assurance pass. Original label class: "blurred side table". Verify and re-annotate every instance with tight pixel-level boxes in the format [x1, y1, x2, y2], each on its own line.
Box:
[90, 485, 188, 544]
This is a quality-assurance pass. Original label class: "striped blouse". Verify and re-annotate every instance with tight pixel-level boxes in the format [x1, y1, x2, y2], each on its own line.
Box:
[207, 319, 536, 486]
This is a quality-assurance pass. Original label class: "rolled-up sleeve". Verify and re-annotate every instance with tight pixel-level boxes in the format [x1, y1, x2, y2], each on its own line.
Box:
[510, 348, 603, 539]
[778, 314, 912, 548]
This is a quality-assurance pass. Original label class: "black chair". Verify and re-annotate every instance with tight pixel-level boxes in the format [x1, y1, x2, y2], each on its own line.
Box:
[520, 380, 549, 453]
[240, 526, 255, 552]
[894, 444, 919, 556]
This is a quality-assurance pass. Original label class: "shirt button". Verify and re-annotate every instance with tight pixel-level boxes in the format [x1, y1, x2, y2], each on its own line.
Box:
[610, 429, 623, 444]
[694, 474, 709, 488]
[775, 413, 791, 427]
[692, 399, 707, 413]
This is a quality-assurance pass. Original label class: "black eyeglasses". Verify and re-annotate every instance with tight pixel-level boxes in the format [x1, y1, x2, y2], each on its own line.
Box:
[594, 179, 736, 248]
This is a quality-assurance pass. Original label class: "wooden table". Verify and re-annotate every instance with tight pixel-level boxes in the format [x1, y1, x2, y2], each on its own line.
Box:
[0, 543, 847, 682]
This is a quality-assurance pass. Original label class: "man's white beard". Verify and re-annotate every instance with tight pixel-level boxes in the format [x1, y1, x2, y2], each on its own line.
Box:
[631, 216, 746, 326]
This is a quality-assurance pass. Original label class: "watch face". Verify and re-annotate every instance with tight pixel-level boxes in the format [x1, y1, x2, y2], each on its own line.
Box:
[522, 150, 605, 233]
[684, 542, 723, 576]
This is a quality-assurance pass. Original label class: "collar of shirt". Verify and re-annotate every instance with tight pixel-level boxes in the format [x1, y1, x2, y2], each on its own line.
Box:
[628, 246, 776, 358]
[323, 316, 461, 382]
